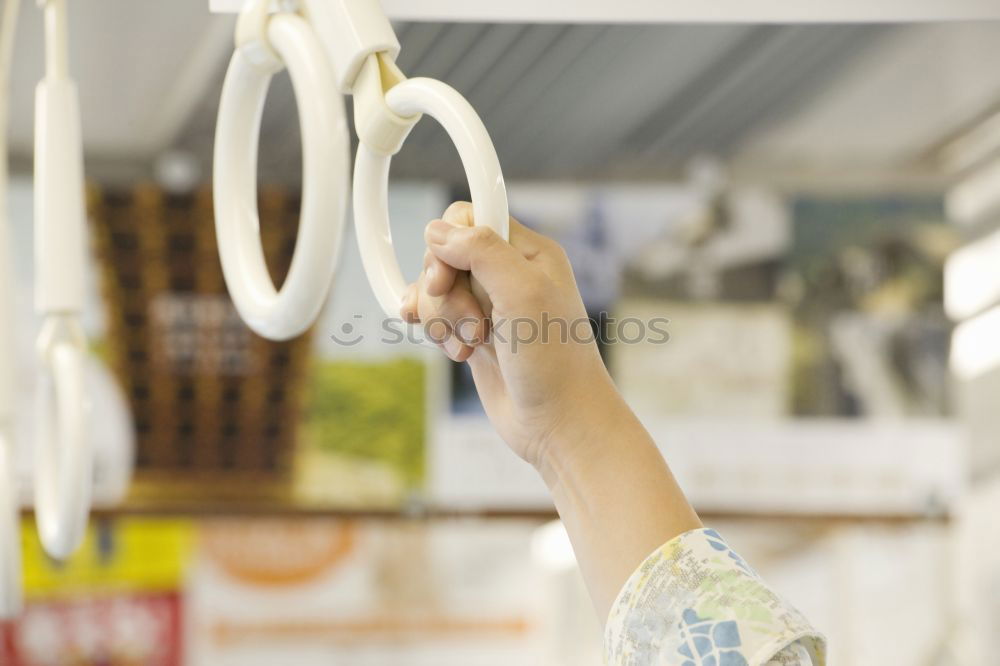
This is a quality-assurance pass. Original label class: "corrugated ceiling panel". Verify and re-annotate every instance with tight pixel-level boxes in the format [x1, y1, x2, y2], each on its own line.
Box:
[386, 23, 885, 181]
[173, 22, 901, 184]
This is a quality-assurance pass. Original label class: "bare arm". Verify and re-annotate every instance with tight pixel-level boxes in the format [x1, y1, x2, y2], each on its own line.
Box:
[401, 202, 701, 619]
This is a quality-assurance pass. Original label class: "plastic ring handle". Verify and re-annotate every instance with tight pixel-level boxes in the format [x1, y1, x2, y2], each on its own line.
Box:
[213, 13, 349, 341]
[0, 428, 21, 617]
[353, 77, 509, 321]
[34, 341, 90, 560]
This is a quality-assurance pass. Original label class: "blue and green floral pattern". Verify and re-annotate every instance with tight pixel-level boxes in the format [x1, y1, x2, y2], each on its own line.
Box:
[605, 529, 825, 666]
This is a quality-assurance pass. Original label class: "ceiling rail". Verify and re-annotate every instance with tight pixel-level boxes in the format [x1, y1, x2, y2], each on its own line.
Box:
[211, 0, 1000, 24]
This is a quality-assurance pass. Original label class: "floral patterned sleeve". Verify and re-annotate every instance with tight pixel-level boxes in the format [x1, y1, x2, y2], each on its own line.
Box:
[604, 528, 826, 666]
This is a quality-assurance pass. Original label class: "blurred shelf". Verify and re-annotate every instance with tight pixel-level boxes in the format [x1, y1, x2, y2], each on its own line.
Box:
[22, 503, 952, 524]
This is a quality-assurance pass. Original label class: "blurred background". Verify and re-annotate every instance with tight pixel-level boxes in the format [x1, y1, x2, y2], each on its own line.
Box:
[3, 2, 1000, 664]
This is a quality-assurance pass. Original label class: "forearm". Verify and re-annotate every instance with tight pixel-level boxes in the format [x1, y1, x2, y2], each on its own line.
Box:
[535, 380, 702, 621]
[410, 208, 822, 662]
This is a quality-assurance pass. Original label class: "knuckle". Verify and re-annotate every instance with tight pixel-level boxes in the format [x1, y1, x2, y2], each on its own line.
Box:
[443, 201, 473, 225]
[470, 225, 500, 248]
[541, 237, 568, 260]
[416, 294, 440, 321]
[546, 242, 575, 276]
[547, 238, 569, 265]
[423, 315, 451, 343]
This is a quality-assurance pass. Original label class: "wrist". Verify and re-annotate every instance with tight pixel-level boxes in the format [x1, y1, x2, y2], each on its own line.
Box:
[531, 379, 646, 490]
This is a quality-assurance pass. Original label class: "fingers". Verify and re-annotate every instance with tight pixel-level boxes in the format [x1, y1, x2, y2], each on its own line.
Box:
[441, 201, 552, 263]
[425, 219, 535, 307]
[401, 201, 569, 361]
[401, 261, 488, 363]
[423, 248, 457, 298]
[441, 201, 474, 228]
[400, 283, 419, 324]
[417, 280, 480, 362]
[424, 275, 488, 343]
[448, 275, 490, 345]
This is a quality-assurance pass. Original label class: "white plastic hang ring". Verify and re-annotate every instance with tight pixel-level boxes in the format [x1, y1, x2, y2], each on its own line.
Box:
[353, 77, 509, 321]
[213, 12, 350, 341]
[34, 333, 90, 560]
[0, 427, 22, 616]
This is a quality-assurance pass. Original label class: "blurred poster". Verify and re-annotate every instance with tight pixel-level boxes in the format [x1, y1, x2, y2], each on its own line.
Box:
[6, 594, 183, 666]
[448, 180, 790, 414]
[294, 359, 427, 508]
[0, 517, 601, 666]
[1, 520, 194, 665]
[428, 412, 552, 510]
[185, 519, 559, 666]
[787, 196, 957, 417]
[615, 301, 792, 420]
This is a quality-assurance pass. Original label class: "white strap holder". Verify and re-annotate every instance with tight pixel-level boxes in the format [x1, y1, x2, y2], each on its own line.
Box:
[214, 0, 350, 340]
[352, 53, 420, 157]
[33, 78, 86, 315]
[32, 0, 93, 561]
[300, 0, 400, 93]
[0, 426, 20, 616]
[33, 316, 90, 560]
[0, 230, 18, 609]
[350, 54, 509, 323]
[0, 236, 17, 615]
[213, 0, 508, 340]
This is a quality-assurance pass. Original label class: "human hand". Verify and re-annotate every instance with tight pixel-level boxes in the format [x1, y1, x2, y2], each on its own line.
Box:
[404, 203, 701, 620]
[400, 202, 621, 469]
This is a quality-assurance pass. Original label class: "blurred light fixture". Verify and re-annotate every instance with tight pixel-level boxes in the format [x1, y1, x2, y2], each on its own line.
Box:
[946, 157, 1000, 226]
[940, 109, 1000, 175]
[951, 304, 1000, 381]
[944, 227, 1000, 321]
[531, 520, 576, 572]
[154, 150, 202, 194]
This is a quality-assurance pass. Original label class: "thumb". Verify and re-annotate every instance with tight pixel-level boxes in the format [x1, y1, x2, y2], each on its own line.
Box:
[425, 220, 533, 303]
